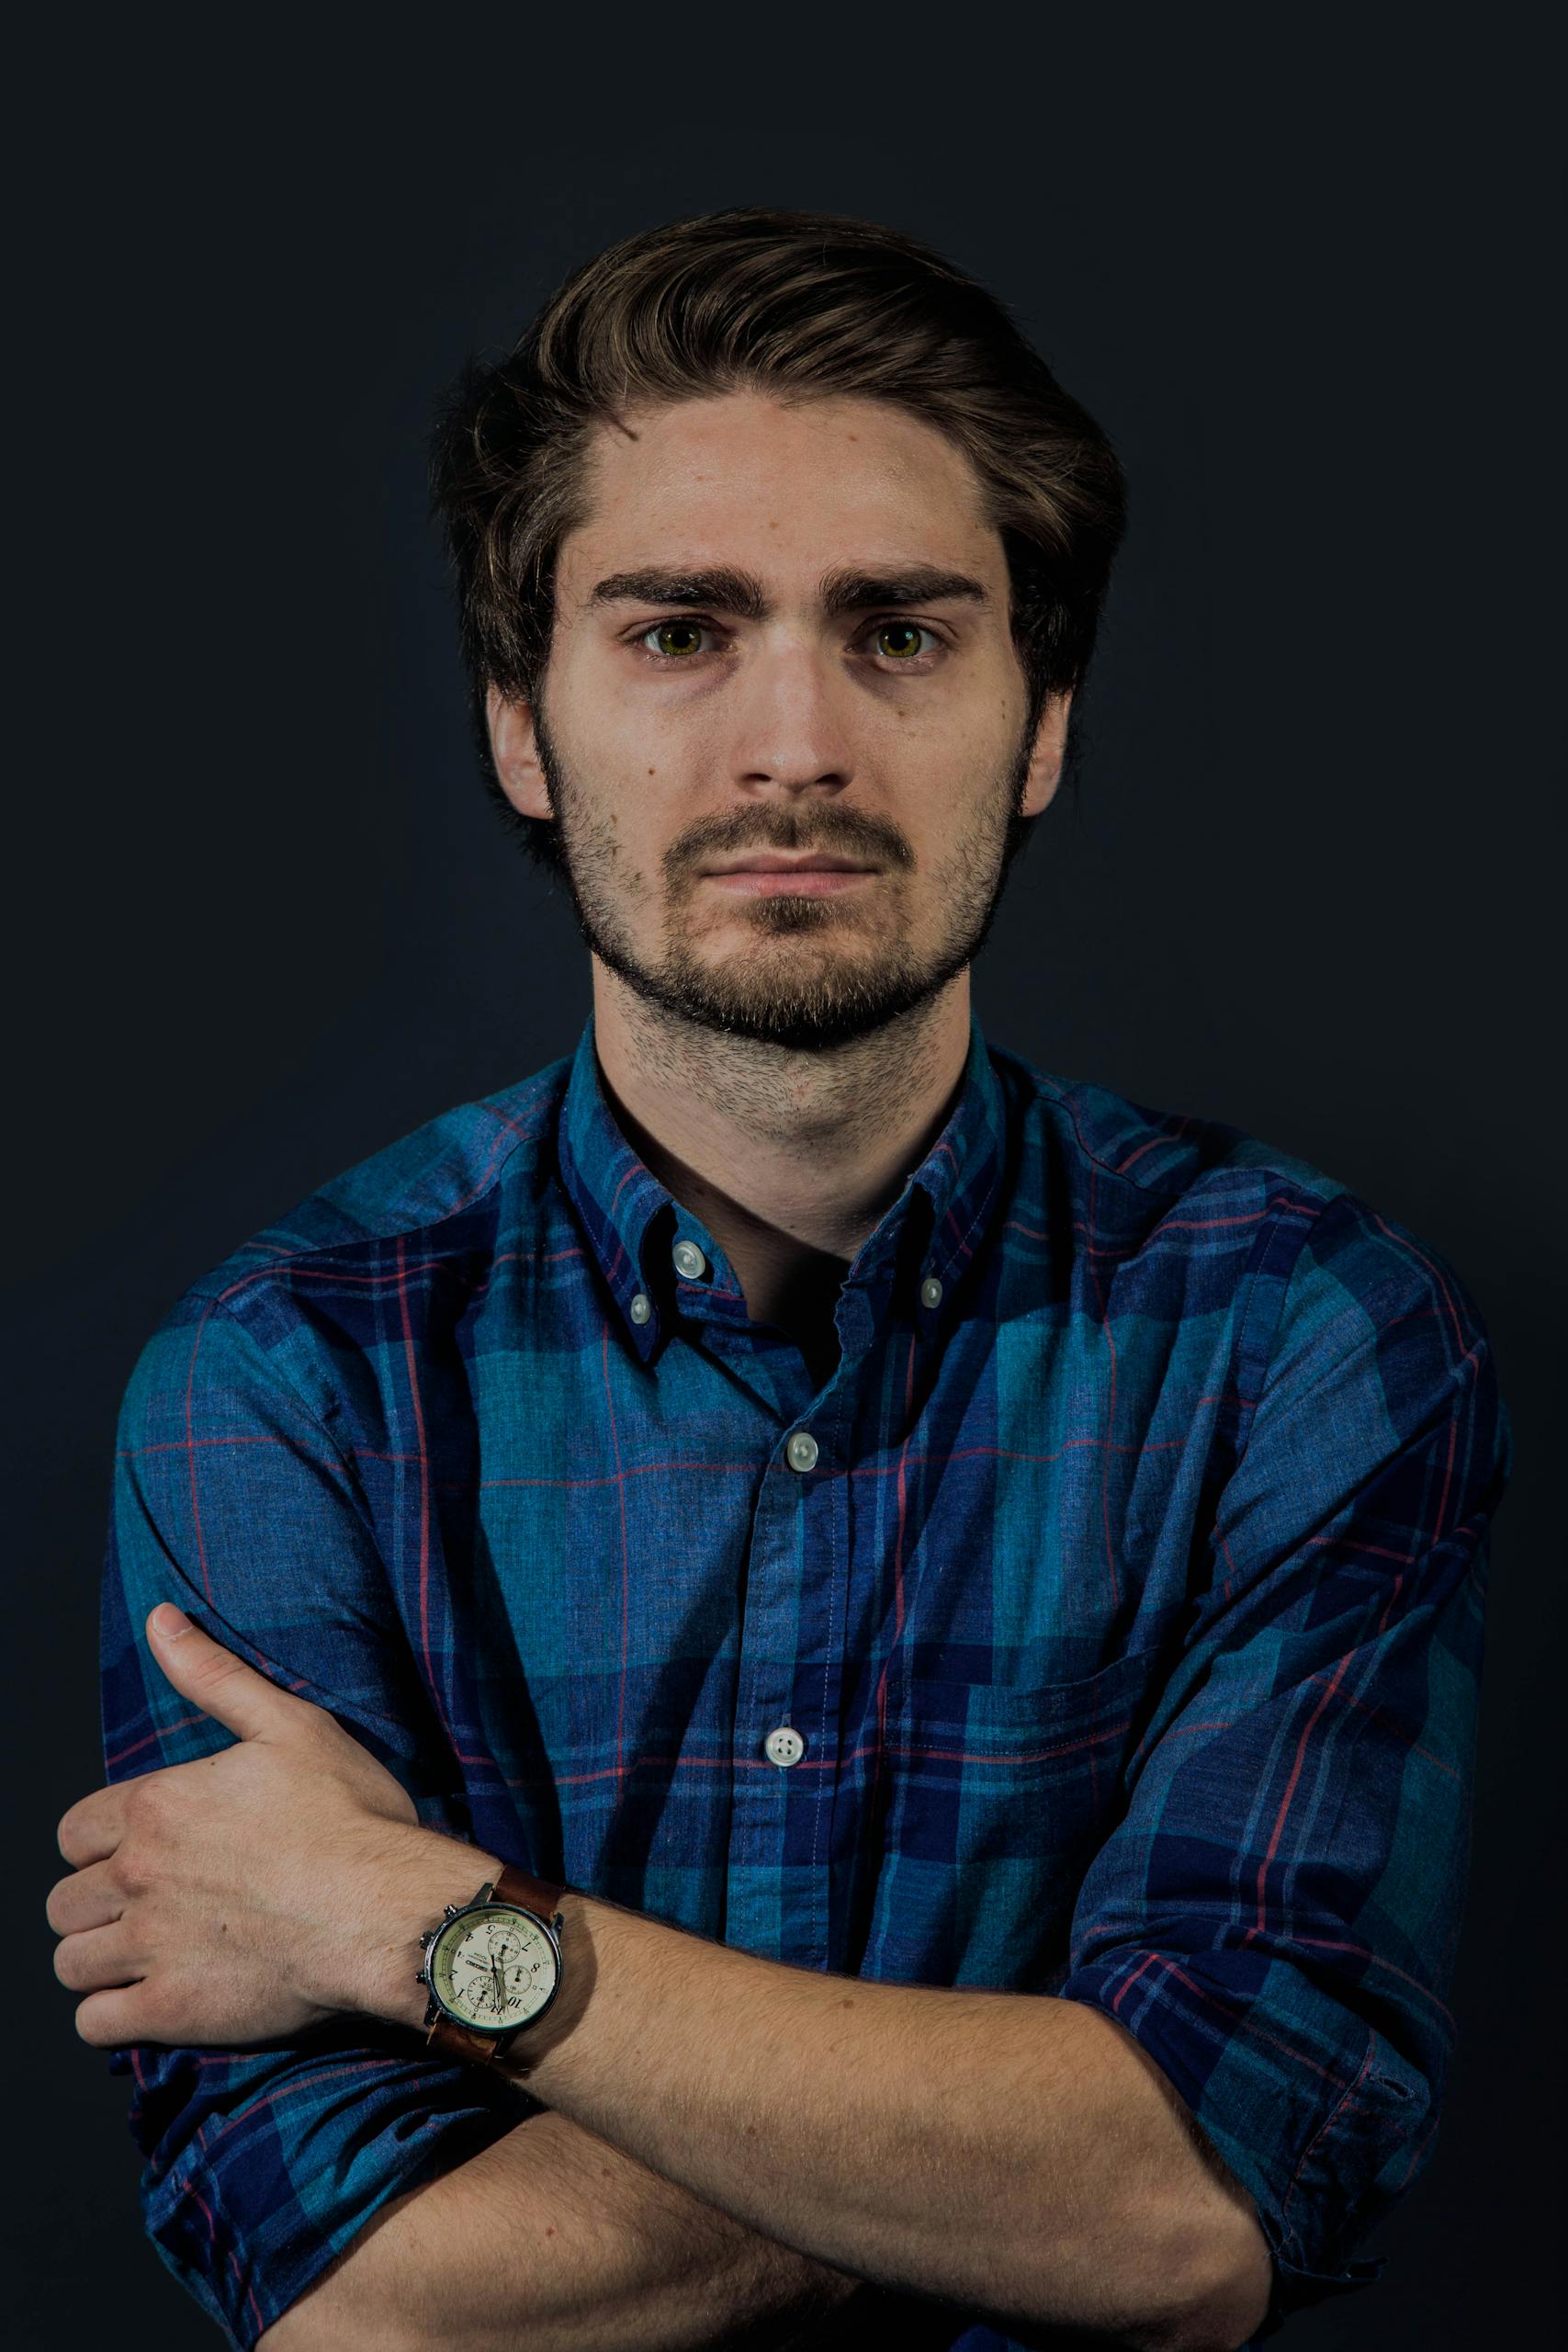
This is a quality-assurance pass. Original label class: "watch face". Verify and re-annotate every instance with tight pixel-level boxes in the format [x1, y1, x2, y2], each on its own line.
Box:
[428, 1904, 560, 2033]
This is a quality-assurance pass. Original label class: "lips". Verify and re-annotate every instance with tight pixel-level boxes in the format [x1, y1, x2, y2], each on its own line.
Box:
[701, 854, 877, 876]
[700, 862, 878, 899]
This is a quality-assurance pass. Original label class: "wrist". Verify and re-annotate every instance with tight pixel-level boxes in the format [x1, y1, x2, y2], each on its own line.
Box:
[347, 1824, 507, 2031]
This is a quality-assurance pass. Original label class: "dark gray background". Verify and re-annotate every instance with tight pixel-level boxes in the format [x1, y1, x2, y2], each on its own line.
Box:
[10, 16, 1562, 2346]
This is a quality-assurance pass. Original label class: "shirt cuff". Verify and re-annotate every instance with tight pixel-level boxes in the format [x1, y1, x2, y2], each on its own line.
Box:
[1055, 1946, 1427, 2335]
[111, 2024, 536, 2351]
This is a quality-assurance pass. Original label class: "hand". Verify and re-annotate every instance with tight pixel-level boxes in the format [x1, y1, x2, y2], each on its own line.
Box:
[48, 1602, 425, 2049]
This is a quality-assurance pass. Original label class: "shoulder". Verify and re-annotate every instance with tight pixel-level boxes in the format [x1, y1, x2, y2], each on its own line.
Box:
[989, 1033, 1352, 1214]
[134, 1050, 575, 1380]
[986, 1035, 1502, 1391]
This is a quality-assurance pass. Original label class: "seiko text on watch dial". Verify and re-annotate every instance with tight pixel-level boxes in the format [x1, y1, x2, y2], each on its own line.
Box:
[430, 1907, 558, 2029]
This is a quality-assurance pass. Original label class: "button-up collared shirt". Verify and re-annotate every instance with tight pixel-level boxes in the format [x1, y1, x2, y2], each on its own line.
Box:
[97, 1010, 1512, 2351]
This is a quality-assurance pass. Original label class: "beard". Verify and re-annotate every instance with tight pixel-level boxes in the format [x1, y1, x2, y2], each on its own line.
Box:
[531, 699, 1039, 1053]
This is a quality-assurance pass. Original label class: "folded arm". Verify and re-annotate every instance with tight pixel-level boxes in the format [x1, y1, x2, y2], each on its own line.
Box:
[87, 1584, 1269, 2352]
[256, 2104, 921, 2352]
[372, 1874, 1269, 2352]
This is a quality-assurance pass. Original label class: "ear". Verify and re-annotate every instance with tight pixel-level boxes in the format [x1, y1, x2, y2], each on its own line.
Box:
[487, 683, 554, 822]
[1019, 689, 1074, 820]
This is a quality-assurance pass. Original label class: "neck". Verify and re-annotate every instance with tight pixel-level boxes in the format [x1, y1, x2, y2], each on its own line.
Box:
[589, 964, 974, 1339]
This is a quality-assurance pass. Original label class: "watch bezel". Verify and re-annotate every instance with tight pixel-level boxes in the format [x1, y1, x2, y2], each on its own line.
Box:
[424, 1898, 563, 2038]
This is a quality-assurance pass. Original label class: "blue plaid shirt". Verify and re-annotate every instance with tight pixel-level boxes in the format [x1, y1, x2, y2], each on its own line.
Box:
[98, 1010, 1512, 2350]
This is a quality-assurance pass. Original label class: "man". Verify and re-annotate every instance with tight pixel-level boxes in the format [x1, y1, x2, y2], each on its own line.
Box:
[49, 208, 1511, 2352]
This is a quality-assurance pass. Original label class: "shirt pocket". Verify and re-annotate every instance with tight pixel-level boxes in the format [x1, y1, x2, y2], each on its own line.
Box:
[862, 1645, 1161, 1987]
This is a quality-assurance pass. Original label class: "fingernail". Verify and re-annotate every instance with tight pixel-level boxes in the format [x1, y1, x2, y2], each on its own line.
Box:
[153, 1603, 191, 1638]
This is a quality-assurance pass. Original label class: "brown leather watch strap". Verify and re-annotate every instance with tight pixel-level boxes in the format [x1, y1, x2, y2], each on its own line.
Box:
[491, 1860, 565, 1922]
[424, 1860, 564, 2064]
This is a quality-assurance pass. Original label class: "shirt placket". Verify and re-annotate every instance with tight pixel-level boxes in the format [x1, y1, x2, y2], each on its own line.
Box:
[614, 1158, 964, 1977]
[719, 1269, 887, 1971]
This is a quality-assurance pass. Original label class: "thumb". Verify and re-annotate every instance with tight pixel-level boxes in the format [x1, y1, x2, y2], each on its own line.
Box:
[146, 1603, 313, 1742]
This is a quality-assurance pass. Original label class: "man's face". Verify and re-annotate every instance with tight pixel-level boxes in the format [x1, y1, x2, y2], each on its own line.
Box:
[490, 389, 1069, 1051]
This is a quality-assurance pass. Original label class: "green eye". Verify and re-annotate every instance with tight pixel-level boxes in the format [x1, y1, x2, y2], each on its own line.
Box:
[874, 622, 927, 660]
[647, 620, 708, 659]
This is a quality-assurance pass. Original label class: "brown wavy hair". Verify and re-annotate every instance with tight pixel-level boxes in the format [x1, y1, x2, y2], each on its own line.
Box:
[429, 206, 1128, 876]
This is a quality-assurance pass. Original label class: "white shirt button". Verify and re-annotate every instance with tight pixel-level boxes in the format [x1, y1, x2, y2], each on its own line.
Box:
[629, 1293, 651, 1324]
[785, 1430, 819, 1473]
[764, 1724, 806, 1767]
[672, 1239, 708, 1281]
[919, 1275, 944, 1309]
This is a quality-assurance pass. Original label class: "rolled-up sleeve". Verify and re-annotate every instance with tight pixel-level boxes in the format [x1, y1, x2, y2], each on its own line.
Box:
[1055, 1190, 1513, 2339]
[98, 1284, 531, 2352]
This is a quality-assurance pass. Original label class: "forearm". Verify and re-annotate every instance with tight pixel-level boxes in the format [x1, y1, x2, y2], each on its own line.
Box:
[356, 1831, 1269, 2350]
[256, 2102, 896, 2352]
[496, 1894, 1269, 2349]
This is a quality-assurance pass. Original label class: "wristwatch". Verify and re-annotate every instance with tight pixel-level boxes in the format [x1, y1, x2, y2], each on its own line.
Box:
[415, 1859, 566, 2066]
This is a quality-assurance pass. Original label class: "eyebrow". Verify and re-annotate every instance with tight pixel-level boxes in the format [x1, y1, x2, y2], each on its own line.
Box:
[584, 564, 991, 622]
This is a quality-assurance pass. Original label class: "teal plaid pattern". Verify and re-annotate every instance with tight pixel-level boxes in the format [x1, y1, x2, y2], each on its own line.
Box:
[98, 1010, 1512, 2348]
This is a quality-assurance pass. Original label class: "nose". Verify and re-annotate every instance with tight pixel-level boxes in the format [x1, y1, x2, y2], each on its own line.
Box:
[728, 637, 857, 800]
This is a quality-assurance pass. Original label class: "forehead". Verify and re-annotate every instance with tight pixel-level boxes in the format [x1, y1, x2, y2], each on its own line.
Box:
[557, 390, 1002, 614]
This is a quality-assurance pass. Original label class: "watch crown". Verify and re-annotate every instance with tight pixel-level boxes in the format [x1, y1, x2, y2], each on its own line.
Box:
[414, 1969, 427, 1985]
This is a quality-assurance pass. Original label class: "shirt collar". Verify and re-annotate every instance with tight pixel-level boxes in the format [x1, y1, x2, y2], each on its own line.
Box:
[556, 1007, 1007, 1364]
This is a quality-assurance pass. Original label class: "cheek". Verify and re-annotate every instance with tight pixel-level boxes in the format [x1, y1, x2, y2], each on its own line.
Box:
[911, 794, 1010, 902]
[592, 809, 666, 907]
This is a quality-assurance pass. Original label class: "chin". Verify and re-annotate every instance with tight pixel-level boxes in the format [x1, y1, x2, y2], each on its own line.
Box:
[651, 951, 949, 1052]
